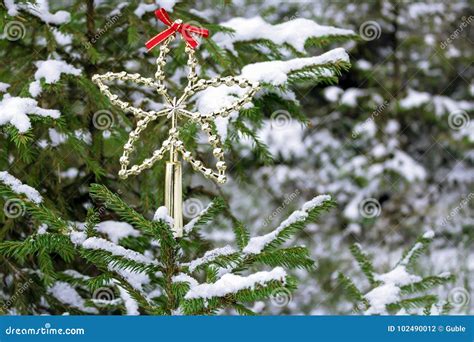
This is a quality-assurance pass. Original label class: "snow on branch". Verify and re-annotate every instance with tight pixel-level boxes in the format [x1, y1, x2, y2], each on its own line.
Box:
[184, 267, 286, 300]
[398, 230, 434, 267]
[117, 285, 140, 315]
[6, 0, 71, 24]
[214, 16, 355, 53]
[153, 206, 174, 227]
[364, 265, 422, 315]
[241, 48, 349, 86]
[82, 237, 156, 265]
[0, 95, 60, 133]
[243, 195, 331, 255]
[172, 273, 199, 287]
[341, 231, 453, 315]
[0, 171, 43, 203]
[134, 0, 177, 18]
[47, 281, 97, 314]
[183, 245, 236, 272]
[194, 48, 349, 139]
[400, 88, 474, 114]
[29, 59, 81, 97]
[0, 82, 10, 92]
[112, 267, 150, 292]
[95, 220, 140, 244]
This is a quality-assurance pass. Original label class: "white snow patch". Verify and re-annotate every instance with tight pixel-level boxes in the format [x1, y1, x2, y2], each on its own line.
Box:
[48, 282, 97, 313]
[4, 0, 19, 16]
[29, 59, 81, 97]
[153, 206, 174, 227]
[15, 0, 71, 24]
[63, 270, 90, 280]
[241, 48, 349, 86]
[214, 16, 354, 53]
[0, 82, 10, 92]
[365, 283, 400, 315]
[374, 266, 422, 286]
[51, 28, 73, 46]
[423, 230, 435, 239]
[0, 95, 60, 132]
[28, 81, 42, 97]
[365, 266, 422, 315]
[324, 86, 343, 102]
[69, 231, 87, 246]
[47, 128, 68, 146]
[117, 286, 140, 315]
[82, 237, 156, 265]
[37, 224, 48, 235]
[185, 267, 287, 299]
[134, 0, 176, 17]
[340, 88, 366, 107]
[95, 221, 140, 244]
[399, 89, 431, 109]
[258, 120, 306, 160]
[112, 266, 150, 292]
[172, 273, 199, 287]
[0, 171, 43, 203]
[185, 246, 235, 272]
[368, 150, 427, 182]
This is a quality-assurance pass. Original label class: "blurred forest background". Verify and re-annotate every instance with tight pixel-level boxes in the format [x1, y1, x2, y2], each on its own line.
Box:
[0, 0, 472, 314]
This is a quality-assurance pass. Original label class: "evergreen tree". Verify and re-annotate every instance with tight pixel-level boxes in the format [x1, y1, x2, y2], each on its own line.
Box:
[0, 0, 468, 315]
[0, 0, 350, 314]
[339, 231, 454, 315]
[221, 0, 472, 313]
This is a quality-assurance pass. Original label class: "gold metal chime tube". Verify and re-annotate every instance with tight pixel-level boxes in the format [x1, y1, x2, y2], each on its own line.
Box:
[165, 113, 183, 237]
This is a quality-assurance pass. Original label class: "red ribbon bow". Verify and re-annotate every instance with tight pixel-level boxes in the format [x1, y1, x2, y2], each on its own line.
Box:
[145, 8, 209, 51]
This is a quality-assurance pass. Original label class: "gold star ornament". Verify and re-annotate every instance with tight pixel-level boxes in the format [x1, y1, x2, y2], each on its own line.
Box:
[91, 12, 259, 236]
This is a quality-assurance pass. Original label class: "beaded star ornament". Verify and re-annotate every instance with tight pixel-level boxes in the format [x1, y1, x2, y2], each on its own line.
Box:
[91, 9, 259, 236]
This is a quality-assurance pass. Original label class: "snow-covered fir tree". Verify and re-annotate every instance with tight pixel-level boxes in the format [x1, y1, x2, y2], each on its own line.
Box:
[0, 0, 470, 315]
[214, 0, 472, 313]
